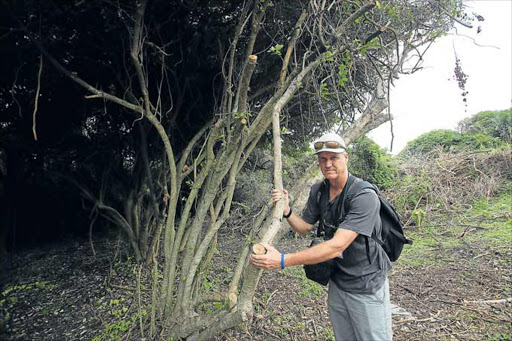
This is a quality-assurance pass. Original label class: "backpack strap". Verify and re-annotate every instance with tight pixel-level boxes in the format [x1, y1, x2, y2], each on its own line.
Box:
[316, 180, 328, 237]
[342, 180, 381, 265]
[316, 175, 355, 239]
[333, 175, 354, 226]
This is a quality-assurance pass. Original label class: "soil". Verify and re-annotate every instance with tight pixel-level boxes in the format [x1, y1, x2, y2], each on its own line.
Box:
[1, 227, 511, 341]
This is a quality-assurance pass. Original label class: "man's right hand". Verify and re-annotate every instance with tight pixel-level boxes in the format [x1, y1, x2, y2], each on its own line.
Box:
[272, 189, 290, 216]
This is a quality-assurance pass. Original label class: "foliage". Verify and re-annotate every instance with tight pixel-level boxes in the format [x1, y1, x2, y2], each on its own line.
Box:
[397, 190, 512, 267]
[348, 137, 396, 189]
[1, 281, 56, 299]
[283, 266, 325, 299]
[388, 174, 433, 216]
[386, 146, 512, 227]
[458, 109, 512, 144]
[0, 280, 57, 332]
[234, 142, 314, 216]
[234, 168, 272, 213]
[401, 129, 504, 155]
[0, 0, 474, 338]
[402, 110, 511, 156]
[93, 295, 148, 341]
[268, 44, 284, 56]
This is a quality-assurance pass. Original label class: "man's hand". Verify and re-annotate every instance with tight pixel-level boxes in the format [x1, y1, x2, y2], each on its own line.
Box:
[250, 242, 283, 270]
[271, 189, 290, 216]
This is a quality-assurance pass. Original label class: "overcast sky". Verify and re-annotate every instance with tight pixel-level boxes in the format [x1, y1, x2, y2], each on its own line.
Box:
[369, 0, 512, 154]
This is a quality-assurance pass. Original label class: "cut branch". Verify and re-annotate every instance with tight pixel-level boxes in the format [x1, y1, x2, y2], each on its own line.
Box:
[236, 55, 258, 113]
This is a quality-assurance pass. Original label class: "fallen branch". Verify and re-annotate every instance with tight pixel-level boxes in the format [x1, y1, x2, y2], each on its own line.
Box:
[465, 297, 512, 305]
[394, 316, 435, 324]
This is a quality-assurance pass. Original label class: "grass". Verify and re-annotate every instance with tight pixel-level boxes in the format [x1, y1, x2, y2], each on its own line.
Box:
[398, 228, 447, 266]
[486, 333, 511, 341]
[465, 193, 512, 248]
[282, 265, 326, 299]
[398, 191, 512, 267]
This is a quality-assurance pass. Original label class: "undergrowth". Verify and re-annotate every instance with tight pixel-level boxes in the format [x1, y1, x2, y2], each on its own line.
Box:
[282, 266, 325, 299]
[398, 191, 512, 267]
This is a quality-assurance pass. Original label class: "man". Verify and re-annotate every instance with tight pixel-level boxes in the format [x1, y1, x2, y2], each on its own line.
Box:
[250, 132, 392, 341]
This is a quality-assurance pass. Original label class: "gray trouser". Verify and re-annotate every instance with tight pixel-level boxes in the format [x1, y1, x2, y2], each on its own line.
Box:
[328, 278, 392, 341]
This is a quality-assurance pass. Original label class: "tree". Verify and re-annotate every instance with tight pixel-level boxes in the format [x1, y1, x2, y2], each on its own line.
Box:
[1, 0, 471, 338]
[401, 129, 504, 155]
[402, 108, 511, 156]
[459, 109, 512, 144]
[348, 136, 395, 189]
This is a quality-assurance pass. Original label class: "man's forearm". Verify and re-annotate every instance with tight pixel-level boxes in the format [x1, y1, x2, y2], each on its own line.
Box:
[285, 212, 313, 236]
[284, 240, 341, 266]
[285, 229, 359, 267]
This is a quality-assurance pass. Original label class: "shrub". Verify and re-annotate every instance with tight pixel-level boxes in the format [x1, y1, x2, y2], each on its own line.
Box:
[458, 109, 512, 144]
[386, 147, 512, 225]
[348, 136, 396, 189]
[401, 129, 503, 156]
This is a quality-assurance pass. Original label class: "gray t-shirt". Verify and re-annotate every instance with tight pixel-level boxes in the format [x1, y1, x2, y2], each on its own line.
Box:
[302, 178, 391, 294]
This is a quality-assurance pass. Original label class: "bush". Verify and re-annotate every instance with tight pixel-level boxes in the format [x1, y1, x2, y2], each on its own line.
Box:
[389, 174, 433, 214]
[348, 136, 396, 190]
[386, 147, 512, 225]
[458, 109, 512, 144]
[401, 129, 503, 156]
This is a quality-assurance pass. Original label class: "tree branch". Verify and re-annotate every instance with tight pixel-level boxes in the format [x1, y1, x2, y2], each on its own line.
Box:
[32, 54, 43, 141]
[236, 55, 258, 114]
[21, 21, 144, 114]
[279, 10, 307, 85]
[334, 2, 375, 41]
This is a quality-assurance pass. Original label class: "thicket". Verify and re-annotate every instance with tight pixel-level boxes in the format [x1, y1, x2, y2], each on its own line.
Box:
[401, 109, 512, 155]
[386, 109, 512, 226]
[348, 136, 395, 190]
[401, 129, 504, 155]
[386, 148, 512, 226]
[459, 109, 512, 144]
[234, 109, 512, 230]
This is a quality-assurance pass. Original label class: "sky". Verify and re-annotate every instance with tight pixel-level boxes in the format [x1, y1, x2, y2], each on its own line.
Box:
[369, 0, 512, 154]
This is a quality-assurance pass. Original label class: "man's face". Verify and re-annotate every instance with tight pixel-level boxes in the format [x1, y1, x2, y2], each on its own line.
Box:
[317, 151, 348, 181]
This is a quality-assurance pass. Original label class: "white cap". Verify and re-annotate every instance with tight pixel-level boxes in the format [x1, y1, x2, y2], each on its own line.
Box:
[313, 132, 346, 154]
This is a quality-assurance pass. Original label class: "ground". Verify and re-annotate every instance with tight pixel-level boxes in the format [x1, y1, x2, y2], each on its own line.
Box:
[1, 196, 511, 340]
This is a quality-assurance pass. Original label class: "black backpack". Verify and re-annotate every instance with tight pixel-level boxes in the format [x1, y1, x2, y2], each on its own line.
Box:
[317, 175, 413, 263]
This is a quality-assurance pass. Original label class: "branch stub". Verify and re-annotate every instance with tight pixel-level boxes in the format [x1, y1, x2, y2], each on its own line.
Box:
[252, 243, 266, 255]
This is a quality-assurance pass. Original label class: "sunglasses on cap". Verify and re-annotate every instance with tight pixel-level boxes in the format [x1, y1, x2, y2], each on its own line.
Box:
[314, 141, 345, 151]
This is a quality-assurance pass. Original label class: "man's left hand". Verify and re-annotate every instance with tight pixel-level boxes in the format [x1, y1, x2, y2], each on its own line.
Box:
[250, 242, 283, 270]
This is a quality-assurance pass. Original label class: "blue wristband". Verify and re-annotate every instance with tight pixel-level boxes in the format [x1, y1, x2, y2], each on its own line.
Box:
[281, 253, 285, 269]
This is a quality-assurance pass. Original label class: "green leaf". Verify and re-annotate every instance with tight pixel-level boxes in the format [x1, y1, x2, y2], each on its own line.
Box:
[268, 44, 284, 56]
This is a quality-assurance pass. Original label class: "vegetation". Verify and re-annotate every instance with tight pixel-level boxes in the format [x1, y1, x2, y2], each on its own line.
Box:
[402, 109, 511, 155]
[0, 0, 482, 339]
[459, 109, 512, 144]
[348, 136, 395, 189]
[401, 129, 503, 155]
[2, 107, 510, 339]
[370, 109, 512, 266]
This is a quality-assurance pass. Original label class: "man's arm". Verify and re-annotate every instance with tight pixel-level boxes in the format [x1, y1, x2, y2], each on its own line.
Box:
[285, 210, 314, 236]
[286, 228, 358, 266]
[273, 189, 314, 236]
[250, 228, 358, 270]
